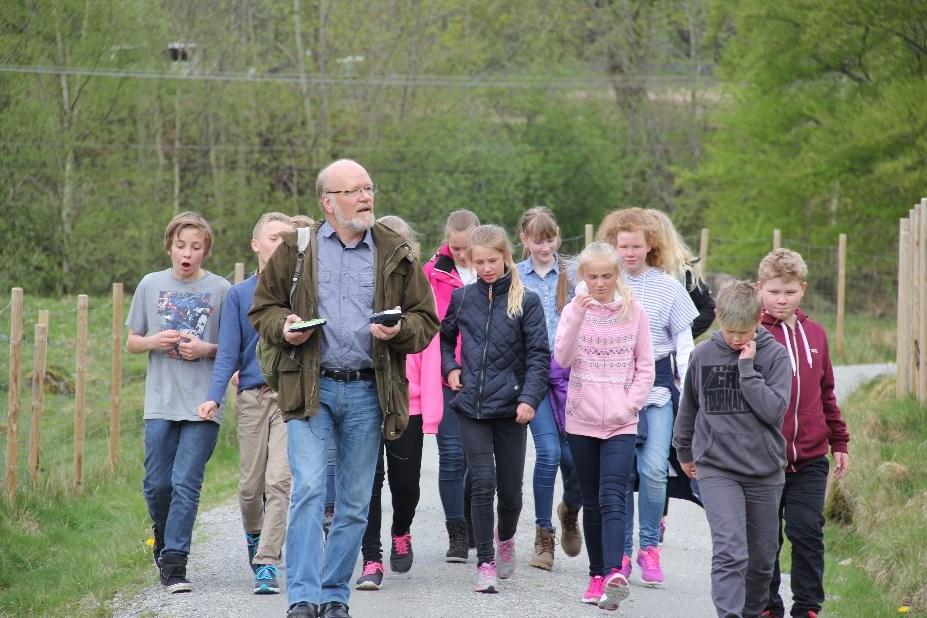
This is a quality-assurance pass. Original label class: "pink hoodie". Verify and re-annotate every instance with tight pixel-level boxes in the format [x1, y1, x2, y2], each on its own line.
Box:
[407, 244, 464, 434]
[554, 296, 654, 439]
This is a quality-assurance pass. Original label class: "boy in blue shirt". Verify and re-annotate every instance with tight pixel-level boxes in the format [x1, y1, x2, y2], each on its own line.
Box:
[198, 212, 294, 595]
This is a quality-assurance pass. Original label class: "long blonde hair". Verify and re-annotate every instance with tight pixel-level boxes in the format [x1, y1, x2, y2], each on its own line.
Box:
[578, 241, 634, 321]
[646, 209, 706, 290]
[468, 225, 524, 319]
[519, 206, 570, 313]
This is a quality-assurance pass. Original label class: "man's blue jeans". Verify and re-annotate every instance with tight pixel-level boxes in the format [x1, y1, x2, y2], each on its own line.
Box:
[624, 400, 674, 556]
[143, 419, 220, 557]
[529, 395, 582, 530]
[286, 377, 382, 606]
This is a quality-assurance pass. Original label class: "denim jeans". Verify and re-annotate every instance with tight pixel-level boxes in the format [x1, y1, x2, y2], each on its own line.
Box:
[458, 414, 527, 566]
[567, 433, 635, 576]
[436, 386, 467, 523]
[624, 400, 674, 555]
[361, 415, 424, 562]
[286, 377, 382, 606]
[143, 419, 220, 557]
[529, 395, 582, 530]
[325, 443, 337, 510]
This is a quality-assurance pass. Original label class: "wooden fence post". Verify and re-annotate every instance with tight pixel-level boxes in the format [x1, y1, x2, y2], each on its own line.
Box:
[234, 262, 246, 284]
[74, 295, 89, 491]
[699, 228, 710, 273]
[897, 217, 912, 398]
[835, 233, 847, 357]
[773, 228, 781, 250]
[29, 323, 48, 487]
[584, 224, 594, 247]
[4, 287, 24, 499]
[918, 200, 927, 404]
[911, 206, 922, 398]
[110, 284, 123, 471]
[38, 309, 49, 327]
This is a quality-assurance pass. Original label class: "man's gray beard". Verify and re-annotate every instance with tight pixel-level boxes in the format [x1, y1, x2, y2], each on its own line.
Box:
[334, 209, 374, 232]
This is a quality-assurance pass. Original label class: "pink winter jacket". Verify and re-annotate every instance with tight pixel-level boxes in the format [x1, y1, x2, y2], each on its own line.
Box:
[554, 296, 655, 439]
[408, 244, 464, 434]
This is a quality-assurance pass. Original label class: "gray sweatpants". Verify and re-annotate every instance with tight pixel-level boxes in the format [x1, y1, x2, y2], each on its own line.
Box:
[700, 475, 784, 618]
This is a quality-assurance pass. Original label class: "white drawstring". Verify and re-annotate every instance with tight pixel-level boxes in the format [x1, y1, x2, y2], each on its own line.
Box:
[796, 320, 813, 369]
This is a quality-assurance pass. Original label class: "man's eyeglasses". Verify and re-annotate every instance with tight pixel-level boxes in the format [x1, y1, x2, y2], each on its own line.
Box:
[324, 184, 378, 198]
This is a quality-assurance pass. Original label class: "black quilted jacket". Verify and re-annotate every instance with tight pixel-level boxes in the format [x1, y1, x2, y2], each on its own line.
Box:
[440, 271, 550, 420]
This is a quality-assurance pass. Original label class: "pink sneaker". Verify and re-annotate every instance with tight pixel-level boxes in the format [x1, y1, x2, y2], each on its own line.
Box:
[636, 546, 664, 585]
[581, 575, 604, 604]
[619, 555, 632, 580]
[598, 568, 630, 611]
[495, 533, 516, 580]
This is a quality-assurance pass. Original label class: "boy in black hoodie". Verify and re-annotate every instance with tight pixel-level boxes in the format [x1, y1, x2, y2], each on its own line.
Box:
[674, 280, 792, 618]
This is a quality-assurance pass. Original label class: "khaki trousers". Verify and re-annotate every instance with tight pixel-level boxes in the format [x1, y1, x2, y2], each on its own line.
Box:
[238, 387, 291, 566]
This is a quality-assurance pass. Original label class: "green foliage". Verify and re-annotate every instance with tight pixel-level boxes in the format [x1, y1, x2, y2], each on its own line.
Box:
[684, 0, 927, 311]
[819, 377, 927, 614]
[0, 0, 710, 294]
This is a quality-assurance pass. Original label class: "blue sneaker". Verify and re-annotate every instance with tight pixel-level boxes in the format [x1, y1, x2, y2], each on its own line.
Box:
[245, 532, 261, 573]
[254, 564, 280, 594]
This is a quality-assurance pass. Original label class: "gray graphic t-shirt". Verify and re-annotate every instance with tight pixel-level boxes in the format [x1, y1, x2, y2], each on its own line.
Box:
[127, 268, 230, 422]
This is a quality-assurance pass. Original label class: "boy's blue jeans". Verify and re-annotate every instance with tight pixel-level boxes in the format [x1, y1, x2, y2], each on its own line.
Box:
[624, 400, 674, 556]
[143, 419, 220, 557]
[529, 395, 582, 530]
[286, 377, 382, 606]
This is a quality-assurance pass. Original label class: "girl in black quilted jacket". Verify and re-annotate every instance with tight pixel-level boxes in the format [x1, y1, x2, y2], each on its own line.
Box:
[440, 224, 550, 594]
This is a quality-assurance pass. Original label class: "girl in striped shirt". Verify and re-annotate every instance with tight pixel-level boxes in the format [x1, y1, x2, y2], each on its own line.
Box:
[597, 207, 699, 587]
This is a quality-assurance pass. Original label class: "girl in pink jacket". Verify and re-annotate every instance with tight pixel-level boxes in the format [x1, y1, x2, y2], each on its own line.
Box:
[554, 241, 655, 611]
[412, 210, 480, 564]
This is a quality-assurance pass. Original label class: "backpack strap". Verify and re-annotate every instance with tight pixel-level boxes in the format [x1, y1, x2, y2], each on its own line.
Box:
[289, 227, 311, 306]
[283, 226, 313, 362]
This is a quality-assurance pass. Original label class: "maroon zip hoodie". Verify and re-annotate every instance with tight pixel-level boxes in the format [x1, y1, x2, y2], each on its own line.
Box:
[760, 308, 850, 472]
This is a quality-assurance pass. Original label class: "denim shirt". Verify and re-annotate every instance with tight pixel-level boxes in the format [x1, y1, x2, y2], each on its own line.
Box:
[316, 221, 376, 370]
[516, 255, 575, 350]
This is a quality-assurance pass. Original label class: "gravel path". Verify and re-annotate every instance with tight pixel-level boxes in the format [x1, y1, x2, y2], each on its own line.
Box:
[111, 364, 893, 617]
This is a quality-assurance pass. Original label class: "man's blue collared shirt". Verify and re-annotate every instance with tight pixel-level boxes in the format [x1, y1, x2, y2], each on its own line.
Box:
[316, 221, 376, 370]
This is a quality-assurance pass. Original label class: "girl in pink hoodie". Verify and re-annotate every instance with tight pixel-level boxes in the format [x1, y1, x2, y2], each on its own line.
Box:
[413, 210, 480, 563]
[554, 242, 655, 611]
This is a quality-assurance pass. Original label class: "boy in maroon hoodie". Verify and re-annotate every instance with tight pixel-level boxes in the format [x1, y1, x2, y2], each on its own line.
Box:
[756, 249, 850, 618]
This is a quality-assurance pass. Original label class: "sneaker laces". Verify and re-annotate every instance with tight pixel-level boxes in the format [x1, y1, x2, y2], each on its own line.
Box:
[586, 575, 604, 596]
[639, 547, 661, 571]
[256, 565, 276, 581]
[497, 537, 515, 561]
[477, 561, 496, 577]
[392, 532, 412, 555]
[362, 561, 384, 576]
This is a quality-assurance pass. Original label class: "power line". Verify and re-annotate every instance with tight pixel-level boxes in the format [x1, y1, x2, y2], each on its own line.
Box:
[0, 64, 721, 90]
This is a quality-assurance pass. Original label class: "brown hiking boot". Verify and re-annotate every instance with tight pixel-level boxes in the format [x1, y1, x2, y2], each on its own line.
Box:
[528, 526, 555, 570]
[557, 501, 582, 557]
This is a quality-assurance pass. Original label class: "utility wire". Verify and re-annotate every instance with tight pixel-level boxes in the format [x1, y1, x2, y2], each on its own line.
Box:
[0, 64, 720, 90]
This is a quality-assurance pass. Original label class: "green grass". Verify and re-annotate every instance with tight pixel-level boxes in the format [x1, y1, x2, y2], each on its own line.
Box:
[778, 376, 927, 616]
[0, 295, 241, 615]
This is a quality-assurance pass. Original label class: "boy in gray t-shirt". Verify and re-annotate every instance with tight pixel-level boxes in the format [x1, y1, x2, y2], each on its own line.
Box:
[126, 211, 230, 593]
